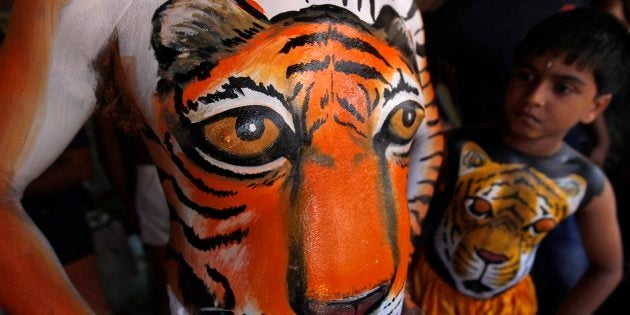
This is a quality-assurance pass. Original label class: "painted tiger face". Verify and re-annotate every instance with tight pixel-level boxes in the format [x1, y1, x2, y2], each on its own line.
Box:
[435, 142, 586, 299]
[149, 1, 429, 313]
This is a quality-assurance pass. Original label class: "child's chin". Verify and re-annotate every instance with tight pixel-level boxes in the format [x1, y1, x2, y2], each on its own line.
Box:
[509, 123, 543, 139]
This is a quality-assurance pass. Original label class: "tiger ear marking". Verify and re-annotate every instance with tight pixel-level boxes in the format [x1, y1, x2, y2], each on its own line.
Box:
[554, 174, 587, 213]
[151, 0, 269, 82]
[459, 141, 490, 175]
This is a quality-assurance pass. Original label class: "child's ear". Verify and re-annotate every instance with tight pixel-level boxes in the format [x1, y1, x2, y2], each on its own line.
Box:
[580, 93, 612, 124]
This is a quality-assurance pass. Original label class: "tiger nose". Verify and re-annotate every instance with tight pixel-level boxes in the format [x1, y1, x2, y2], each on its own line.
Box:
[307, 285, 387, 315]
[476, 249, 509, 264]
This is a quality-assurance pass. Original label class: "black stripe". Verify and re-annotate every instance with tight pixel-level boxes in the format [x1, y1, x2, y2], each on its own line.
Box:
[166, 246, 220, 309]
[405, 2, 419, 20]
[416, 43, 426, 57]
[336, 96, 365, 123]
[301, 82, 314, 142]
[489, 181, 511, 188]
[357, 83, 373, 116]
[193, 76, 290, 112]
[320, 91, 329, 108]
[416, 179, 436, 186]
[383, 70, 419, 102]
[334, 59, 388, 84]
[370, 0, 376, 21]
[286, 55, 331, 78]
[206, 266, 236, 310]
[408, 194, 432, 204]
[474, 173, 498, 185]
[393, 151, 411, 160]
[424, 100, 438, 108]
[141, 124, 162, 145]
[308, 117, 328, 141]
[279, 29, 391, 68]
[172, 210, 248, 251]
[514, 177, 535, 190]
[234, 0, 268, 22]
[419, 151, 444, 162]
[502, 205, 526, 223]
[500, 167, 561, 199]
[164, 133, 237, 197]
[423, 98, 437, 108]
[494, 192, 533, 214]
[426, 118, 440, 127]
[333, 114, 367, 138]
[287, 82, 304, 103]
[164, 172, 246, 220]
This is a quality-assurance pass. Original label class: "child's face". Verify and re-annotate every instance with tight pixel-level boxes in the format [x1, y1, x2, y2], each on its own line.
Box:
[504, 52, 610, 141]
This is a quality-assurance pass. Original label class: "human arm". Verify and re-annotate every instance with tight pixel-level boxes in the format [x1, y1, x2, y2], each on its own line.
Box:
[23, 146, 92, 197]
[557, 179, 623, 315]
[0, 0, 119, 312]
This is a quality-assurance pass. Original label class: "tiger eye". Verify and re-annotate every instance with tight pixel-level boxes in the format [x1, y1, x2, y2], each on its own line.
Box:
[236, 115, 265, 141]
[402, 108, 416, 127]
[388, 102, 425, 141]
[533, 218, 556, 233]
[472, 198, 491, 214]
[204, 116, 280, 157]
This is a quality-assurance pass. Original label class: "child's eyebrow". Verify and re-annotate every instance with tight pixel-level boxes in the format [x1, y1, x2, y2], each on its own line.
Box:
[551, 74, 587, 87]
[516, 61, 587, 87]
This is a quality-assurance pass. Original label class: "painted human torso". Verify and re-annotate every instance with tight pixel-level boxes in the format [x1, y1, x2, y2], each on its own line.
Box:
[426, 127, 604, 299]
[24, 1, 443, 313]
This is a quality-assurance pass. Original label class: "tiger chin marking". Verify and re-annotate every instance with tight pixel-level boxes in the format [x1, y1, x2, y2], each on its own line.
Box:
[435, 142, 586, 299]
[150, 1, 440, 314]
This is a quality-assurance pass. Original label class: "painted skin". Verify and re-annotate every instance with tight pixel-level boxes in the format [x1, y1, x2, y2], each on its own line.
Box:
[151, 6, 428, 312]
[0, 1, 443, 314]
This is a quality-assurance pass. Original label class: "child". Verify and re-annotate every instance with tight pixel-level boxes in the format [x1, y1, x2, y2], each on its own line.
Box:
[412, 9, 628, 315]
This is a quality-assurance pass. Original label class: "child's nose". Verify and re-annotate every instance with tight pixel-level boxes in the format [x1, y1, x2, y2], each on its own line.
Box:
[526, 83, 548, 108]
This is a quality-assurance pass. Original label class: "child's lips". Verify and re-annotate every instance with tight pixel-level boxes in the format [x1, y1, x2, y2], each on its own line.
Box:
[515, 112, 540, 125]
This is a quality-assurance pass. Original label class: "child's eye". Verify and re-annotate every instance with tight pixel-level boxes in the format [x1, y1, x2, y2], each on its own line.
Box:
[553, 82, 576, 95]
[513, 70, 534, 83]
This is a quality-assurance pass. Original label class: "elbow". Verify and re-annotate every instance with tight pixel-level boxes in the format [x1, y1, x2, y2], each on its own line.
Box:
[592, 262, 623, 288]
[611, 266, 623, 286]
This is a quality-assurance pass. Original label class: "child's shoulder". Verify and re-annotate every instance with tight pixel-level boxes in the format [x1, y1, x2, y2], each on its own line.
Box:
[555, 144, 607, 204]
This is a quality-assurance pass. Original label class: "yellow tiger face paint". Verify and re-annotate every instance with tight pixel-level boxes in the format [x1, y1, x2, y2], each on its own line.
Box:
[149, 1, 433, 313]
[435, 142, 586, 299]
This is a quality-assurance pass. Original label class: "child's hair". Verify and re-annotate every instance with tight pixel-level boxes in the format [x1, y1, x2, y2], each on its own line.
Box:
[514, 8, 629, 96]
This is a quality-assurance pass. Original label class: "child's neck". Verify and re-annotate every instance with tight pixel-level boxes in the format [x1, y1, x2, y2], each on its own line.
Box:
[502, 131, 564, 157]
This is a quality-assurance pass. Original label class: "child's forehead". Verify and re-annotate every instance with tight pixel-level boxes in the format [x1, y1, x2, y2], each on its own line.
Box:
[518, 52, 596, 82]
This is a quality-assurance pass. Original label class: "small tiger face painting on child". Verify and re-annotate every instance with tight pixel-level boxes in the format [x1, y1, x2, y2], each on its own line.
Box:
[434, 142, 586, 299]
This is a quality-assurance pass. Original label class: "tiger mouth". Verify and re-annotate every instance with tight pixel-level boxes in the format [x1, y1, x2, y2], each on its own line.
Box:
[306, 285, 388, 315]
[463, 279, 492, 293]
